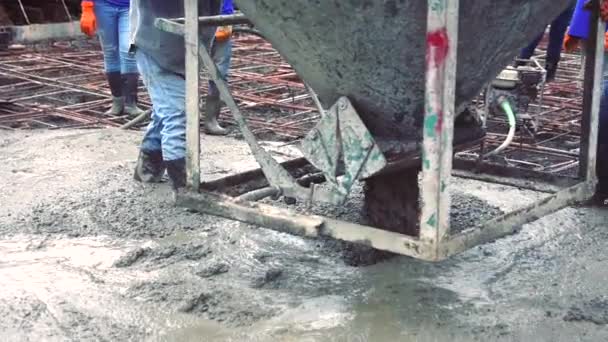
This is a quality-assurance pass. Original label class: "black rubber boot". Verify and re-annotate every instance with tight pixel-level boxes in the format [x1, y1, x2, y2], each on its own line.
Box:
[545, 60, 558, 83]
[166, 158, 187, 191]
[122, 73, 145, 117]
[592, 157, 608, 206]
[204, 94, 229, 135]
[106, 72, 124, 115]
[133, 150, 165, 183]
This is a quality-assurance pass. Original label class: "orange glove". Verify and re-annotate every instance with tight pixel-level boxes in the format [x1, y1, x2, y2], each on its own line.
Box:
[563, 32, 581, 52]
[215, 26, 233, 42]
[80, 1, 97, 37]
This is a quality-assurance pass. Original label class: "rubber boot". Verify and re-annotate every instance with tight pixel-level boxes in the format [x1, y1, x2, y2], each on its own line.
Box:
[204, 94, 228, 135]
[593, 157, 608, 206]
[545, 60, 558, 83]
[122, 73, 145, 117]
[133, 150, 165, 183]
[106, 72, 124, 115]
[166, 158, 187, 192]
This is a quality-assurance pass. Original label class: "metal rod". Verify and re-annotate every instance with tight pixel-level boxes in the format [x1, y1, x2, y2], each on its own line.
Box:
[176, 190, 432, 260]
[155, 14, 250, 36]
[441, 180, 595, 259]
[419, 0, 460, 250]
[196, 31, 308, 198]
[185, 0, 201, 189]
[59, 0, 73, 22]
[174, 13, 250, 26]
[17, 0, 31, 25]
[235, 186, 280, 202]
[120, 109, 151, 130]
[579, 0, 605, 182]
[304, 83, 325, 118]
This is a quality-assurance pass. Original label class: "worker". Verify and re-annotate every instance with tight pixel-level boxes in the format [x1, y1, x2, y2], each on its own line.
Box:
[204, 0, 234, 135]
[130, 0, 220, 192]
[80, 0, 144, 116]
[518, 2, 576, 82]
[564, 0, 608, 203]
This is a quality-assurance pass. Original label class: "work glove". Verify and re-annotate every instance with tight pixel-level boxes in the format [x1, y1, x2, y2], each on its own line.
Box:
[215, 25, 233, 42]
[563, 31, 608, 52]
[80, 1, 97, 37]
[563, 30, 581, 52]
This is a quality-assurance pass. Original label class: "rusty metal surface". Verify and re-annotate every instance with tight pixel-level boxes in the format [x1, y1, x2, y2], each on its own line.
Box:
[235, 0, 572, 141]
[0, 36, 320, 138]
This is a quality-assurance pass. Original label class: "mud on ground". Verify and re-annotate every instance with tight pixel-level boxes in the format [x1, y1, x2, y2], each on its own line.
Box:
[1, 129, 608, 341]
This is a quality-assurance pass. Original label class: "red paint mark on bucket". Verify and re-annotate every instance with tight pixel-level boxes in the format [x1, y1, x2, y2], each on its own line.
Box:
[426, 29, 449, 68]
[436, 110, 444, 135]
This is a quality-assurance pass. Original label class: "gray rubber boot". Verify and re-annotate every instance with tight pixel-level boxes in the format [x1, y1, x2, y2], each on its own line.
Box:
[106, 72, 124, 116]
[133, 150, 165, 183]
[204, 94, 228, 135]
[166, 158, 187, 201]
[122, 73, 145, 117]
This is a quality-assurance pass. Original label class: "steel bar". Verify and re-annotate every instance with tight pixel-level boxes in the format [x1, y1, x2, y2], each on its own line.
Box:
[441, 180, 595, 259]
[235, 186, 280, 202]
[579, 0, 605, 182]
[173, 14, 250, 26]
[185, 0, 201, 189]
[176, 190, 433, 260]
[419, 0, 459, 249]
[120, 109, 152, 130]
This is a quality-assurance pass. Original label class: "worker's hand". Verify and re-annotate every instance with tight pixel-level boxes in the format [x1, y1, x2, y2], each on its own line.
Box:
[80, 1, 97, 37]
[215, 26, 233, 42]
[563, 32, 581, 52]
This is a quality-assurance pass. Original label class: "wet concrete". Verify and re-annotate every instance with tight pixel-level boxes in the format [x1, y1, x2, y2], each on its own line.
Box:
[1, 129, 608, 341]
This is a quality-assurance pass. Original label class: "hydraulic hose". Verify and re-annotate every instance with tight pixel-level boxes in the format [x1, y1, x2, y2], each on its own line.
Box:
[483, 98, 516, 158]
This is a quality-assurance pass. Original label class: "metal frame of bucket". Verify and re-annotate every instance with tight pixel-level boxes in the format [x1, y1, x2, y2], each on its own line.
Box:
[156, 0, 605, 261]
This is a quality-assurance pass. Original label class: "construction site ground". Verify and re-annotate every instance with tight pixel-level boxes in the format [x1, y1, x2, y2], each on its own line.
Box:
[2, 36, 608, 341]
[2, 128, 608, 341]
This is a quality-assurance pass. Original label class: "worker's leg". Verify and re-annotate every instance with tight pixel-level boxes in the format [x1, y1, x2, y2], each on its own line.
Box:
[204, 38, 232, 135]
[519, 32, 544, 60]
[117, 6, 144, 117]
[544, 4, 575, 81]
[135, 50, 186, 189]
[94, 2, 124, 115]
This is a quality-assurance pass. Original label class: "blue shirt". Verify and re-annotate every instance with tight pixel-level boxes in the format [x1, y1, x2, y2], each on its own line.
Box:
[221, 0, 234, 15]
[569, 0, 607, 39]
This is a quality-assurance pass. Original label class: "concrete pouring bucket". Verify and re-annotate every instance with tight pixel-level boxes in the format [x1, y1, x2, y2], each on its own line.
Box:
[235, 0, 573, 144]
[229, 0, 575, 237]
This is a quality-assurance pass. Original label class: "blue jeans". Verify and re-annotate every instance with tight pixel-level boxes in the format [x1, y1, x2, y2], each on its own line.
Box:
[208, 38, 232, 96]
[519, 4, 575, 64]
[136, 50, 186, 161]
[95, 1, 137, 74]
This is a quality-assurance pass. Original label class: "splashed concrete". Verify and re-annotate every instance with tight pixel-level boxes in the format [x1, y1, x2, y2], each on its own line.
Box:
[1, 128, 608, 341]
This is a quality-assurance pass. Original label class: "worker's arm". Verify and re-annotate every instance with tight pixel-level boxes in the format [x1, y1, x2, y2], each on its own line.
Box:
[564, 0, 608, 52]
[583, 0, 608, 20]
[80, 0, 97, 37]
[215, 0, 234, 42]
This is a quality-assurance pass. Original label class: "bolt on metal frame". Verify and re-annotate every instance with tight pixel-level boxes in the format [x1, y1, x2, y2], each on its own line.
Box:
[162, 0, 604, 261]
